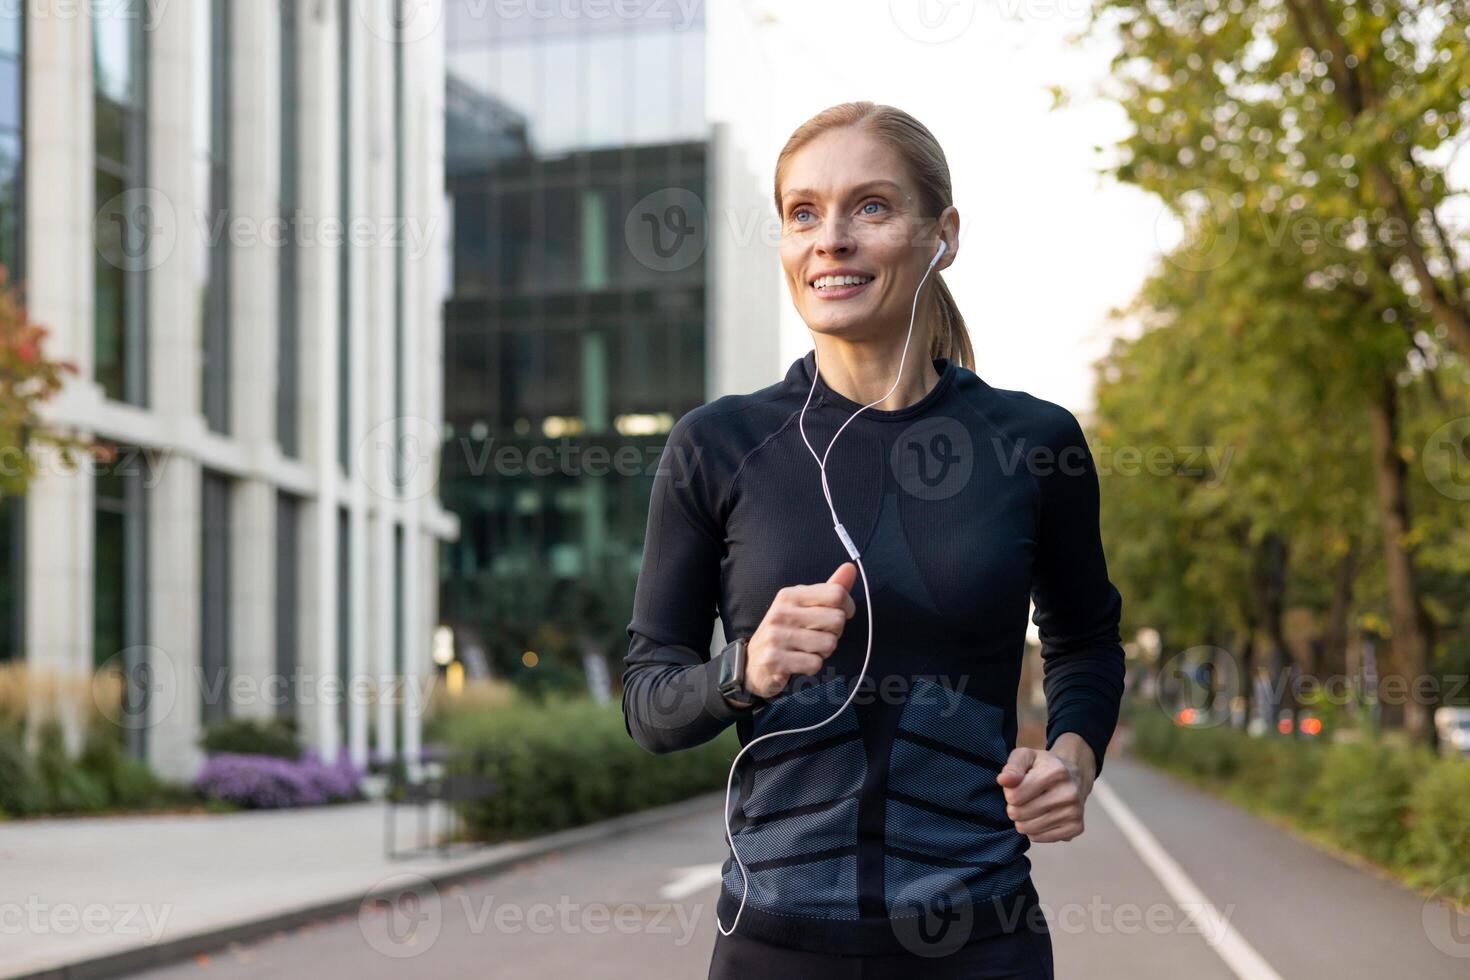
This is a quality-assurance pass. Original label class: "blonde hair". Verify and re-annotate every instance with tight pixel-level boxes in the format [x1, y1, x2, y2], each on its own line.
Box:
[773, 101, 974, 372]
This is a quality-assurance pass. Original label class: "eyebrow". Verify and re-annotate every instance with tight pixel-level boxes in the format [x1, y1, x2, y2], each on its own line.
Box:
[781, 179, 905, 204]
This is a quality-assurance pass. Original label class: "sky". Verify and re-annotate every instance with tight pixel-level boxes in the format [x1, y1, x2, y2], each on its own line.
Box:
[709, 0, 1174, 418]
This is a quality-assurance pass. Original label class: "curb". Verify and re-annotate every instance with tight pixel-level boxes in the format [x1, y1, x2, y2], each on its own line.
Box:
[11, 790, 727, 980]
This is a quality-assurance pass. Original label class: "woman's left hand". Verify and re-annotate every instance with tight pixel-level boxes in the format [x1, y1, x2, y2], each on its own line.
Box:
[995, 735, 1096, 843]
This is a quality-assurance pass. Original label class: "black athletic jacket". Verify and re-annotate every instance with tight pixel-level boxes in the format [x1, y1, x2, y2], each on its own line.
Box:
[621, 350, 1126, 955]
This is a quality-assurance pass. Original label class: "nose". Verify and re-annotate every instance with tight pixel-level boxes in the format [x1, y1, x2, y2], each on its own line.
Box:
[814, 215, 855, 257]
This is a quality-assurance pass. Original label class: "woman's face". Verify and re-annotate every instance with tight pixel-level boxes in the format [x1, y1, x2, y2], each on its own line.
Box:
[778, 126, 954, 346]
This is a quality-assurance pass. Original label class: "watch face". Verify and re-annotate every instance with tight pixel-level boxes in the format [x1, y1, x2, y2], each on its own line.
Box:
[719, 638, 748, 697]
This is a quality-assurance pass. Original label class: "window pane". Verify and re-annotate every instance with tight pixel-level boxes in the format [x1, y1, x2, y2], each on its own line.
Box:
[629, 31, 673, 146]
[200, 473, 232, 724]
[94, 169, 126, 401]
[0, 132, 19, 275]
[0, 10, 18, 56]
[0, 496, 19, 662]
[583, 34, 628, 152]
[93, 9, 137, 107]
[94, 510, 125, 670]
[0, 59, 17, 132]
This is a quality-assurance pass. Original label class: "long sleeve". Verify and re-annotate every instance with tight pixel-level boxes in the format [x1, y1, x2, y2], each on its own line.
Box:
[1029, 408, 1126, 778]
[621, 412, 757, 754]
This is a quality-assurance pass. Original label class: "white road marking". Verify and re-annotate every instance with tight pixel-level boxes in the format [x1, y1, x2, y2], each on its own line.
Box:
[1093, 779, 1286, 980]
[660, 862, 725, 901]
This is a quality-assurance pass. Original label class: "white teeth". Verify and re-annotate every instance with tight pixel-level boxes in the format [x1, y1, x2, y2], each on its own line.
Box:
[812, 275, 874, 290]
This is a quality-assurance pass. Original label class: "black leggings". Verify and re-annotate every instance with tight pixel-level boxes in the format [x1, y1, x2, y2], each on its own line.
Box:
[708, 922, 1055, 980]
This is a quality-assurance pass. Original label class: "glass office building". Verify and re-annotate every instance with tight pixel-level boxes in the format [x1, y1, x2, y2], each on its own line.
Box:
[3, 2, 456, 781]
[441, 2, 716, 681]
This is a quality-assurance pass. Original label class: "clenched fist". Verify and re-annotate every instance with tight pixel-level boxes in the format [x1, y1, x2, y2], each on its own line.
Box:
[995, 737, 1096, 843]
[741, 562, 858, 701]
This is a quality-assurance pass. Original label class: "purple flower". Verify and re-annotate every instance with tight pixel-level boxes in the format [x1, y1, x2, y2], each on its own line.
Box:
[194, 750, 363, 809]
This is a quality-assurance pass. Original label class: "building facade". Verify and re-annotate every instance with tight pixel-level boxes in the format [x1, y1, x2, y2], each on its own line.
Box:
[0, 0, 456, 781]
[438, 0, 779, 686]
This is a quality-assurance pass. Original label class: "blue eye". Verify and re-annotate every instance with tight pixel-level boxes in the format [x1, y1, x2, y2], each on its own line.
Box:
[861, 199, 886, 215]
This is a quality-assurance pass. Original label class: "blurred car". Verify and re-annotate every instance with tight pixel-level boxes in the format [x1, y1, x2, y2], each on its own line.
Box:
[1434, 706, 1470, 758]
[1244, 709, 1324, 738]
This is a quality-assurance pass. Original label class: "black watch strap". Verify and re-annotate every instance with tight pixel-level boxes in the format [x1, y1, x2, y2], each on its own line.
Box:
[717, 637, 761, 708]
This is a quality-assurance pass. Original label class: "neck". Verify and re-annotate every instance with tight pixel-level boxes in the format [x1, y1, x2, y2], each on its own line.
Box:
[812, 334, 942, 413]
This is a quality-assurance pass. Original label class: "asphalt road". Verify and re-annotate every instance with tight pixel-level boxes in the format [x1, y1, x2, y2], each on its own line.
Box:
[125, 752, 1470, 979]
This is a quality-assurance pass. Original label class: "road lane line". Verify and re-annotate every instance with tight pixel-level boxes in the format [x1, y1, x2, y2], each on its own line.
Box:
[1093, 779, 1285, 980]
[661, 863, 725, 901]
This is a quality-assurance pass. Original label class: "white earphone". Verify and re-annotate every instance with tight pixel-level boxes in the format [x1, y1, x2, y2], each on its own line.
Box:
[717, 238, 950, 936]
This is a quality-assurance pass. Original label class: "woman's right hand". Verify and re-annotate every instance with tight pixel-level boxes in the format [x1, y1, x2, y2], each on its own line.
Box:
[742, 562, 858, 701]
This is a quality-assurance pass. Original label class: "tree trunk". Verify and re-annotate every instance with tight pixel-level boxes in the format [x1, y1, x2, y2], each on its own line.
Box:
[1365, 373, 1437, 746]
[1234, 611, 1257, 732]
[1319, 539, 1359, 683]
[1250, 531, 1296, 733]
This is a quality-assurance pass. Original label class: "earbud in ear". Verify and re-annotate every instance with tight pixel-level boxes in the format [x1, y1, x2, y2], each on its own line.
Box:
[929, 239, 948, 271]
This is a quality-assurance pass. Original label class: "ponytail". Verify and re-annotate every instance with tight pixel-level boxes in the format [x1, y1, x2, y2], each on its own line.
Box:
[928, 276, 974, 372]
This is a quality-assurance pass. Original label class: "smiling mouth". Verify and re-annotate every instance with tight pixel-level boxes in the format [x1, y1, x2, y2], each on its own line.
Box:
[809, 274, 876, 293]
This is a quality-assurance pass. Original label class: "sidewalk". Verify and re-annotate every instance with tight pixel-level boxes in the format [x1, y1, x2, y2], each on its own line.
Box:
[0, 793, 723, 980]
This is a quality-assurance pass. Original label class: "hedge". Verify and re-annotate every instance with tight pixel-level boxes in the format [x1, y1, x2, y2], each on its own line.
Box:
[430, 693, 738, 842]
[1127, 708, 1470, 903]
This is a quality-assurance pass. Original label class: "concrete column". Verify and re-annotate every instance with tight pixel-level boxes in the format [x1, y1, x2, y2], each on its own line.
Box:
[146, 452, 202, 782]
[222, 2, 281, 724]
[22, 0, 93, 756]
[22, 464, 93, 753]
[295, 0, 343, 762]
[230, 480, 276, 720]
[294, 497, 334, 756]
[347, 504, 369, 768]
[149, 0, 202, 424]
[229, 0, 281, 447]
[371, 511, 396, 763]
[23, 0, 91, 375]
[397, 2, 446, 775]
[400, 529, 425, 772]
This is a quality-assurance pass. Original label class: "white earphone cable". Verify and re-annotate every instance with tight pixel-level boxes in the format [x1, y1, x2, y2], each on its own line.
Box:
[716, 242, 947, 936]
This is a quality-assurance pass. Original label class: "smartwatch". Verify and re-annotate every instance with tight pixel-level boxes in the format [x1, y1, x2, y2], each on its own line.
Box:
[716, 636, 763, 710]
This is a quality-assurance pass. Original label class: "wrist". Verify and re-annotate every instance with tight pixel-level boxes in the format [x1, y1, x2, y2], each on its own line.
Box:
[716, 636, 764, 710]
[1051, 732, 1096, 788]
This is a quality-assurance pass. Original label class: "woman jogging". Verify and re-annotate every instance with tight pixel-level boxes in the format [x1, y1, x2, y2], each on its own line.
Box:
[622, 101, 1126, 980]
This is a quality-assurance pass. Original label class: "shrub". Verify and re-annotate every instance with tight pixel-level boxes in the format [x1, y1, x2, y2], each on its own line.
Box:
[193, 750, 363, 809]
[1310, 741, 1418, 865]
[1402, 760, 1470, 896]
[433, 692, 738, 842]
[78, 728, 164, 809]
[33, 719, 108, 813]
[200, 717, 302, 760]
[0, 725, 40, 817]
[1125, 705, 1468, 899]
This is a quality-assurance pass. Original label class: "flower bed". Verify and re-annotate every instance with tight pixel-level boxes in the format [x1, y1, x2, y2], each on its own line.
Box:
[193, 749, 363, 809]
